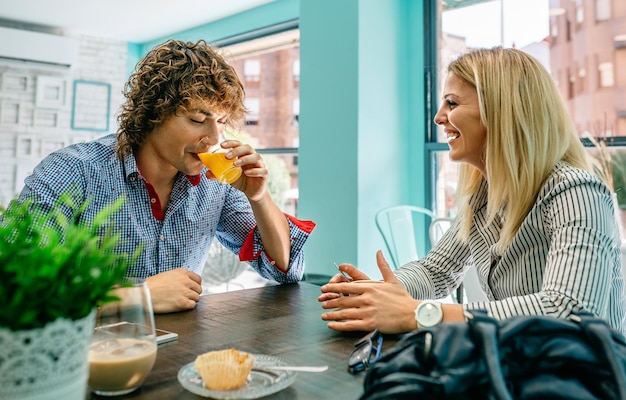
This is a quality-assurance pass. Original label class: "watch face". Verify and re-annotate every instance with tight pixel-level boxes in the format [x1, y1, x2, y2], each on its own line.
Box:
[417, 302, 442, 327]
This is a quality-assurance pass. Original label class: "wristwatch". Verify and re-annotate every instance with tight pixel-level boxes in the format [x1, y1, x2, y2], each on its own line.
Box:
[414, 300, 443, 328]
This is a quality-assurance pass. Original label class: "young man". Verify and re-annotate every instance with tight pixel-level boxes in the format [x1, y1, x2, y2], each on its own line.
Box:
[19, 39, 315, 313]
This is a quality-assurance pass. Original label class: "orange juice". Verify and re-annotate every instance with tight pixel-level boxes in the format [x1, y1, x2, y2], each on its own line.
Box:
[198, 151, 242, 184]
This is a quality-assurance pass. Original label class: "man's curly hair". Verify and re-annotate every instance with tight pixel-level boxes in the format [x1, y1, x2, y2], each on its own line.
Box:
[116, 39, 246, 159]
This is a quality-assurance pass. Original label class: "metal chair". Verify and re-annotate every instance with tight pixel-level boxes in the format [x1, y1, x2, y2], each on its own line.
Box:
[428, 217, 464, 302]
[428, 216, 488, 304]
[428, 217, 453, 248]
[375, 205, 435, 269]
[201, 238, 250, 293]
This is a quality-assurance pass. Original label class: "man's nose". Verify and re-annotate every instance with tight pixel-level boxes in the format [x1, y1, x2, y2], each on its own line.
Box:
[204, 131, 221, 145]
[203, 123, 223, 144]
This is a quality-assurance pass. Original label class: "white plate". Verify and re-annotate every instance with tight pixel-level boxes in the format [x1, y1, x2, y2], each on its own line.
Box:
[177, 354, 297, 399]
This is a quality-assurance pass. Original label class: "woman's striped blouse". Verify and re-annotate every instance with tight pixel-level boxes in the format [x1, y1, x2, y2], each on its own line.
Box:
[394, 162, 626, 334]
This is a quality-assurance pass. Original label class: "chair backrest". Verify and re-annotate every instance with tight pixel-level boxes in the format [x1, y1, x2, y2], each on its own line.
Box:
[202, 238, 249, 292]
[427, 216, 489, 303]
[375, 205, 435, 269]
[429, 217, 453, 247]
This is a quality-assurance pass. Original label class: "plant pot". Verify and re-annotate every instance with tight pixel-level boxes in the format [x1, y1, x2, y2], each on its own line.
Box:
[0, 310, 96, 400]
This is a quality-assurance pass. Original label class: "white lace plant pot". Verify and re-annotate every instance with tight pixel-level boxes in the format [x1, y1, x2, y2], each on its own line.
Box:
[0, 310, 95, 400]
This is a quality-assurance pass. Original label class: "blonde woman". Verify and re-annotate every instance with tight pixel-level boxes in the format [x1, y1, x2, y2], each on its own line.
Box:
[319, 47, 625, 334]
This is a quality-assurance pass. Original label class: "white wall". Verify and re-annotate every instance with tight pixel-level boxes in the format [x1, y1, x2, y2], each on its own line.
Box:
[0, 34, 127, 206]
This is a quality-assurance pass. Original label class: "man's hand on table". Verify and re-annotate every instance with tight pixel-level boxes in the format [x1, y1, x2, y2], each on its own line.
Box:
[146, 268, 202, 313]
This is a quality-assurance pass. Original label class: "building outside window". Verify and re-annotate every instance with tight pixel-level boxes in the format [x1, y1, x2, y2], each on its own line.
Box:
[292, 98, 299, 125]
[212, 2, 626, 235]
[598, 61, 614, 88]
[432, 0, 626, 238]
[244, 97, 260, 126]
[219, 26, 300, 215]
[595, 0, 611, 22]
[243, 59, 261, 84]
[292, 60, 300, 85]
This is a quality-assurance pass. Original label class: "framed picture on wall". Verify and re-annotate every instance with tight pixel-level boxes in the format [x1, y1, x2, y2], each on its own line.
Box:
[71, 80, 111, 132]
[35, 76, 67, 109]
[16, 135, 35, 158]
[0, 101, 21, 125]
[0, 133, 15, 157]
[14, 161, 38, 195]
[40, 137, 66, 157]
[33, 109, 60, 128]
[69, 134, 93, 145]
[1, 73, 29, 92]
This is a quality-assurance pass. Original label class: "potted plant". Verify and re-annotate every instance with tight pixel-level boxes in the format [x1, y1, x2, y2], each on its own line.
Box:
[0, 193, 134, 400]
[585, 130, 626, 279]
[585, 134, 626, 237]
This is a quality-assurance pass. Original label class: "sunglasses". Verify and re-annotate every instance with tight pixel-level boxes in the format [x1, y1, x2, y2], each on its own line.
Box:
[347, 329, 383, 373]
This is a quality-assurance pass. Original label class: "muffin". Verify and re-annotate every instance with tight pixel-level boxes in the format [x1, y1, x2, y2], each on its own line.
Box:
[194, 348, 255, 390]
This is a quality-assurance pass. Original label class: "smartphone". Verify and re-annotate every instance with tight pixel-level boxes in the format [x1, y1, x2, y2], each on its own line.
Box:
[156, 328, 178, 345]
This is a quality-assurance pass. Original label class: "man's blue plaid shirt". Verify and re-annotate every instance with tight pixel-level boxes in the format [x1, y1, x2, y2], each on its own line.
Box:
[19, 134, 315, 282]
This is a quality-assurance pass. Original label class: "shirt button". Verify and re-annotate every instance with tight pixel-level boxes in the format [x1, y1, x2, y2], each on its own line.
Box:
[151, 198, 156, 203]
[160, 235, 165, 241]
[130, 176, 135, 182]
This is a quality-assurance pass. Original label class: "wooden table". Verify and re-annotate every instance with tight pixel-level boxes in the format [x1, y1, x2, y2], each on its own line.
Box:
[90, 282, 397, 399]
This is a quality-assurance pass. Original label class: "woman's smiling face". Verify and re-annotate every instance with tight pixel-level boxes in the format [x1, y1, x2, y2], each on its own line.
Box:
[434, 72, 487, 176]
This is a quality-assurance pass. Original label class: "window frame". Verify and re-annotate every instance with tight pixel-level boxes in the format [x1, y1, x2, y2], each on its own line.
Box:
[424, 0, 626, 224]
[212, 18, 300, 160]
[212, 19, 300, 215]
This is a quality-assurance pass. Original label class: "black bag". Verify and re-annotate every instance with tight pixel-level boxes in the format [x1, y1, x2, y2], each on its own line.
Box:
[360, 310, 626, 400]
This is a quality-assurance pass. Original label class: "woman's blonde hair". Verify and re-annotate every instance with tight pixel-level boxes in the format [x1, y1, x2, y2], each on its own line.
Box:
[449, 47, 591, 253]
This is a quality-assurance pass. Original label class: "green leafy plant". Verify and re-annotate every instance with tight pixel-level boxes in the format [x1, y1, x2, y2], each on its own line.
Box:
[585, 134, 626, 205]
[0, 193, 135, 330]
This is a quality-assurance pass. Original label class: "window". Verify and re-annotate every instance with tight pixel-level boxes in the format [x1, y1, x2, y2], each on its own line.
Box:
[566, 18, 572, 41]
[244, 98, 260, 126]
[430, 0, 626, 235]
[549, 7, 566, 44]
[598, 61, 614, 88]
[292, 98, 299, 125]
[243, 60, 261, 84]
[550, 17, 559, 40]
[595, 0, 610, 22]
[435, 0, 554, 217]
[568, 68, 576, 99]
[292, 60, 300, 86]
[216, 22, 300, 214]
[575, 0, 585, 28]
[577, 66, 586, 94]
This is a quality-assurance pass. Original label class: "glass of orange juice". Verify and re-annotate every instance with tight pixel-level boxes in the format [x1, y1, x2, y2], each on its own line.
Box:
[198, 141, 242, 184]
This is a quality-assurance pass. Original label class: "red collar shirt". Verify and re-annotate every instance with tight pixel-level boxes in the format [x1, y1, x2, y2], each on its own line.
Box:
[19, 134, 315, 282]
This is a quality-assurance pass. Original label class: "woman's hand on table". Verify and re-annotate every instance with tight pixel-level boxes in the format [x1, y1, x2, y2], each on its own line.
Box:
[316, 262, 370, 302]
[146, 268, 202, 313]
[318, 251, 419, 334]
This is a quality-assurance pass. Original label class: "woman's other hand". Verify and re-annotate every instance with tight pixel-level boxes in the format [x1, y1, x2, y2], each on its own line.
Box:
[318, 251, 419, 334]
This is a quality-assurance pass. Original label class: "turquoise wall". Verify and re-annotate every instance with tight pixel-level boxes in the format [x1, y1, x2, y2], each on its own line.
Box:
[129, 0, 428, 280]
[299, 0, 428, 278]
